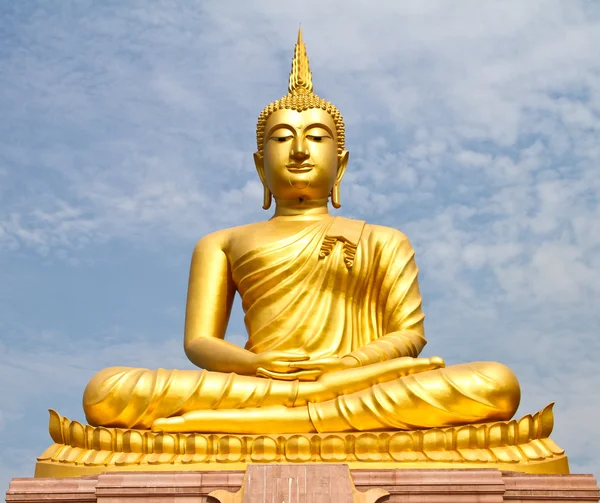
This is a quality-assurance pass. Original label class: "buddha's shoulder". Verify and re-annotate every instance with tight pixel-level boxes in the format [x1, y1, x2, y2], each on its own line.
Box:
[362, 222, 412, 245]
[193, 221, 270, 250]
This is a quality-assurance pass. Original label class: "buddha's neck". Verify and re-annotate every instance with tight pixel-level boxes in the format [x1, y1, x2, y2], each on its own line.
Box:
[272, 198, 330, 219]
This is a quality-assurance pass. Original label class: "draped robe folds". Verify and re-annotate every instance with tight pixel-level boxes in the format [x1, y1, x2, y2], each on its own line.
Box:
[83, 217, 520, 431]
[237, 216, 425, 359]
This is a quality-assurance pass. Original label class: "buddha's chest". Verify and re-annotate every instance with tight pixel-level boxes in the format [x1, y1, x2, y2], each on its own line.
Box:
[226, 220, 330, 266]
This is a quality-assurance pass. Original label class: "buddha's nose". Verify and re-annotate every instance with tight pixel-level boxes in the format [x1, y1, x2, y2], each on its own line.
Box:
[290, 136, 309, 161]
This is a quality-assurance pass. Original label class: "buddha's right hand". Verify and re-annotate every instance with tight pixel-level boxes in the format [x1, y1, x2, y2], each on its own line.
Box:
[253, 351, 322, 381]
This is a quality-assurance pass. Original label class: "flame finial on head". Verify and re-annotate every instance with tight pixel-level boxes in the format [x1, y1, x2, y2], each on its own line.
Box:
[256, 28, 345, 156]
[288, 27, 313, 94]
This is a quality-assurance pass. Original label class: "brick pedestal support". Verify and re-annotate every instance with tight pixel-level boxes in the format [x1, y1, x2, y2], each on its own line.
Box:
[7, 466, 600, 502]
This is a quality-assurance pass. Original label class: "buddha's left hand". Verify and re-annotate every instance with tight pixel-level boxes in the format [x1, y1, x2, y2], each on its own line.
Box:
[289, 356, 359, 375]
[256, 356, 357, 381]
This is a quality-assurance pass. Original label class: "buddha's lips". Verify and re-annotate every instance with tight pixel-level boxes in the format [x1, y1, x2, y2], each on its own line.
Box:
[287, 164, 314, 173]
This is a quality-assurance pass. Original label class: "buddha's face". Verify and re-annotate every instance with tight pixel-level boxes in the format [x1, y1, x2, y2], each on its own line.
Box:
[254, 108, 348, 203]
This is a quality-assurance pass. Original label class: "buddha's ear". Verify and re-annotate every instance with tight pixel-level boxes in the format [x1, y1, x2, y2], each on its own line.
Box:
[336, 150, 349, 184]
[254, 152, 272, 210]
[254, 152, 267, 185]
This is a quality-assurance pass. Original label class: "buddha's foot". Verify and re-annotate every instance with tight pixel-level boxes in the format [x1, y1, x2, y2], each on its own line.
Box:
[151, 406, 314, 434]
[35, 404, 568, 477]
[152, 416, 184, 430]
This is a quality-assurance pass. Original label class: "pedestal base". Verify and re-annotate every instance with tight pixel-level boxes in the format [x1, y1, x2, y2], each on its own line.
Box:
[7, 467, 600, 502]
[35, 405, 569, 477]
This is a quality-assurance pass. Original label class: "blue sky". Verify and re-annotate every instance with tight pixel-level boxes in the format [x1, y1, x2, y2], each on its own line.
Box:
[1, 0, 599, 491]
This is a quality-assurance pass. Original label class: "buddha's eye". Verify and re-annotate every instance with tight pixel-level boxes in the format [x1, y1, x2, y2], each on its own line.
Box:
[270, 135, 292, 143]
[306, 129, 331, 142]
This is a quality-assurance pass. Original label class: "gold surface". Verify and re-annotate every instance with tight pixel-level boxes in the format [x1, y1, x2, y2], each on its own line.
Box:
[36, 28, 566, 476]
[35, 405, 568, 477]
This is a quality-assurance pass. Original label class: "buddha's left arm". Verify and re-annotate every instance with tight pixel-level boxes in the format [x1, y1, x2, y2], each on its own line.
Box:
[345, 233, 427, 366]
[344, 325, 426, 366]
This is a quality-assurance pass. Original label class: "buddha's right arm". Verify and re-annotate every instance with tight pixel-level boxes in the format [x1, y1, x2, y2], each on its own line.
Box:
[185, 338, 259, 375]
[182, 234, 312, 377]
[182, 233, 257, 375]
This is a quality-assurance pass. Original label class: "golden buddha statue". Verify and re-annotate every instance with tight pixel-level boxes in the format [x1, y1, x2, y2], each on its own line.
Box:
[35, 29, 568, 477]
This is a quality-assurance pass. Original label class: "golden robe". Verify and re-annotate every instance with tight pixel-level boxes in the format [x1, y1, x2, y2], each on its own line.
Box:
[238, 216, 425, 360]
[84, 217, 520, 431]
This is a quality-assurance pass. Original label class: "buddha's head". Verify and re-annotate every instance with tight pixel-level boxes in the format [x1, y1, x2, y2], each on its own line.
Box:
[254, 29, 349, 210]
